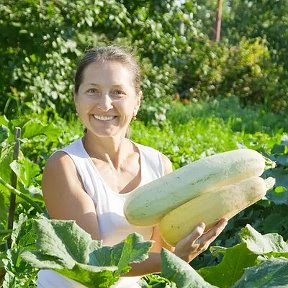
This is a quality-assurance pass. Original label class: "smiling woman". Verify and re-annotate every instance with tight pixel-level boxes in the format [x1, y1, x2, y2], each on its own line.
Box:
[37, 46, 227, 288]
[74, 60, 140, 138]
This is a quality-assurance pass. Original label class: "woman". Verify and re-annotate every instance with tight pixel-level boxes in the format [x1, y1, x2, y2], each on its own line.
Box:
[37, 46, 227, 287]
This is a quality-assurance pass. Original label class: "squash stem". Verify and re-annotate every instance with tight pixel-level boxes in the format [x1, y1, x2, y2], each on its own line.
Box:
[263, 156, 276, 170]
[265, 177, 276, 191]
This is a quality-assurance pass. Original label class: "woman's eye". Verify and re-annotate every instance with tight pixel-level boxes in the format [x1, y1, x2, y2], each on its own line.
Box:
[87, 88, 100, 95]
[112, 90, 125, 97]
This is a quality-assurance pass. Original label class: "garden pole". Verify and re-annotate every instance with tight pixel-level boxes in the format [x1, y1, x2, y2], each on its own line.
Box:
[7, 127, 21, 249]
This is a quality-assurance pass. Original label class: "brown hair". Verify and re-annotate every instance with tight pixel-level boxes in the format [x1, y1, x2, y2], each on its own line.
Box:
[74, 46, 141, 96]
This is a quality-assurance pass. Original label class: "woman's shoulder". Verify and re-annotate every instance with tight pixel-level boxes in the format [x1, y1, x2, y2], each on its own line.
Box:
[44, 150, 76, 178]
[44, 138, 83, 174]
[133, 141, 173, 175]
[46, 138, 83, 163]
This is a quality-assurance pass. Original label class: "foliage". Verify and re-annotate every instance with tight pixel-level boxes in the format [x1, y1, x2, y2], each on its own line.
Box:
[18, 217, 152, 288]
[1, 0, 287, 124]
[12, 217, 288, 288]
[166, 96, 288, 135]
[197, 225, 287, 287]
[2, 215, 37, 288]
[132, 97, 285, 169]
[143, 225, 288, 288]
[263, 136, 288, 205]
[223, 0, 288, 67]
[0, 0, 287, 285]
[1, 97, 287, 285]
[0, 112, 84, 286]
[0, 0, 127, 116]
[131, 98, 288, 272]
[221, 0, 288, 111]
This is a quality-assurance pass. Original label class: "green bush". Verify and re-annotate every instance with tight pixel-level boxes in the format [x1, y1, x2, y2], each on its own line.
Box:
[0, 0, 287, 121]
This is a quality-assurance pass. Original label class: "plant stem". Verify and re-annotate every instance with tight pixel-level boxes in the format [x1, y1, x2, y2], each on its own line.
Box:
[7, 127, 21, 249]
[0, 176, 42, 213]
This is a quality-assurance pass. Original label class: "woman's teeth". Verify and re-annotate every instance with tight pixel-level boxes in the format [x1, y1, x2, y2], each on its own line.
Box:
[93, 115, 115, 121]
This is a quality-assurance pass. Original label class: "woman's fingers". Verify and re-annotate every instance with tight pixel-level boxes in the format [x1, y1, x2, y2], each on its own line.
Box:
[195, 218, 228, 251]
[197, 218, 228, 244]
[174, 222, 206, 261]
[174, 218, 228, 262]
[187, 222, 206, 243]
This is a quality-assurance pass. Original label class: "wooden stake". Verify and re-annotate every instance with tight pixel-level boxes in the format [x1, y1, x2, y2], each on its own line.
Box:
[7, 127, 21, 249]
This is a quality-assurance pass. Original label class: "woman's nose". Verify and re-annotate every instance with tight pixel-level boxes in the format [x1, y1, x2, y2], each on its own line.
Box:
[96, 93, 113, 111]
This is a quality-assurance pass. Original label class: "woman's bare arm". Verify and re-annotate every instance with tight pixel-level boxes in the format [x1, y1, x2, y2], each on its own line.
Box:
[42, 152, 100, 240]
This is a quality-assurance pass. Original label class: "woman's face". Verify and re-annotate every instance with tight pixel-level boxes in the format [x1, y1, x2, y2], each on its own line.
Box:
[74, 61, 140, 138]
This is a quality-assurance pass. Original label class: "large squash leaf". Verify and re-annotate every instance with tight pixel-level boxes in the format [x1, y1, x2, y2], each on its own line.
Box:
[198, 243, 257, 288]
[160, 248, 216, 288]
[240, 224, 288, 257]
[21, 217, 153, 288]
[198, 224, 288, 288]
[233, 258, 288, 288]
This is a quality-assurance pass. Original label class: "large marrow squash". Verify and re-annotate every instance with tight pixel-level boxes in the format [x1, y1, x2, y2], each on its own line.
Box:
[159, 176, 275, 246]
[124, 149, 266, 226]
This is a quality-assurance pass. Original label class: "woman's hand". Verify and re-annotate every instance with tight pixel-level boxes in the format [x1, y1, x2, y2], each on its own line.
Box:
[173, 218, 228, 263]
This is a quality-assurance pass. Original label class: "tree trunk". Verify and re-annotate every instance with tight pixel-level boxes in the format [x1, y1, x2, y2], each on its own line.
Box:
[214, 0, 223, 42]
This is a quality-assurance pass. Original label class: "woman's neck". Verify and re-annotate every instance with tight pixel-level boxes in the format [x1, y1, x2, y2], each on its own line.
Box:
[82, 132, 134, 170]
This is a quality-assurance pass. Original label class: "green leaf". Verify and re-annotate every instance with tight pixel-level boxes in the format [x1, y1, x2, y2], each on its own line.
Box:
[271, 144, 285, 154]
[274, 186, 286, 193]
[2, 215, 38, 288]
[262, 210, 288, 236]
[88, 233, 153, 276]
[0, 116, 9, 127]
[21, 119, 61, 140]
[0, 125, 9, 145]
[115, 233, 154, 273]
[240, 224, 288, 257]
[198, 225, 288, 287]
[29, 218, 95, 266]
[140, 273, 176, 287]
[0, 191, 6, 219]
[233, 258, 288, 288]
[10, 214, 34, 248]
[21, 217, 153, 288]
[0, 146, 14, 184]
[160, 249, 215, 288]
[10, 158, 40, 188]
[59, 264, 116, 288]
[198, 243, 257, 288]
[20, 252, 65, 270]
[265, 167, 288, 204]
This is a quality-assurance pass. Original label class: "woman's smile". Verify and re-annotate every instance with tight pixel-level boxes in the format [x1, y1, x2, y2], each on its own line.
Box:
[92, 114, 117, 121]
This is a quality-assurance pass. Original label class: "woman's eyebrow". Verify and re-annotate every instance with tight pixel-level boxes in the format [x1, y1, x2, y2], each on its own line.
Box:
[86, 83, 124, 87]
[87, 83, 100, 86]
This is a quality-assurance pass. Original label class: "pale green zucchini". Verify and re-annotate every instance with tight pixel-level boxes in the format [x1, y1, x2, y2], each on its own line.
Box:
[124, 149, 266, 226]
[159, 176, 275, 246]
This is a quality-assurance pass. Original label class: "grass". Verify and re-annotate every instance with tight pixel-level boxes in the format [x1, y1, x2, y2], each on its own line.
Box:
[131, 97, 286, 169]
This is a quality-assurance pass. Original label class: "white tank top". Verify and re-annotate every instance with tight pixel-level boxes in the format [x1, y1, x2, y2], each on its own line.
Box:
[37, 138, 165, 288]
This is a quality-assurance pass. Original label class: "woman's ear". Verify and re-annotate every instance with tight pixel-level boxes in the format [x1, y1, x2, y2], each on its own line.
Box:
[133, 91, 142, 116]
[137, 91, 143, 107]
[138, 90, 143, 100]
